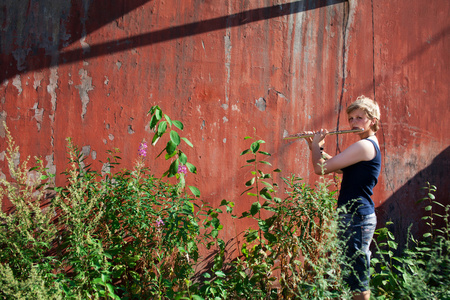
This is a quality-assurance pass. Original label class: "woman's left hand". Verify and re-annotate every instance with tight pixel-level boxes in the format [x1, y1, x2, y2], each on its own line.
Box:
[312, 129, 328, 146]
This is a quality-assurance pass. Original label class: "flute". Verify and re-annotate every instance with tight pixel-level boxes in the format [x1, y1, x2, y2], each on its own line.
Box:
[283, 128, 363, 140]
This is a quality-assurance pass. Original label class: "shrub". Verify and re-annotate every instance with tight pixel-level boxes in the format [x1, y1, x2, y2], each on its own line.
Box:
[1, 110, 449, 299]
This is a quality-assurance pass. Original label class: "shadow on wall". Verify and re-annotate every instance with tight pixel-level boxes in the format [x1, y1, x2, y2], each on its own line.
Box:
[376, 146, 450, 249]
[0, 0, 346, 83]
[0, 0, 151, 82]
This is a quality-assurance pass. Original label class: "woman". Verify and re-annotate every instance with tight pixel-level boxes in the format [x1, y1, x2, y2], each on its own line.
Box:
[303, 95, 381, 300]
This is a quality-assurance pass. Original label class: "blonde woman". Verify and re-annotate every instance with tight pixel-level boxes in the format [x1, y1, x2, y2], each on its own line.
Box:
[303, 96, 381, 300]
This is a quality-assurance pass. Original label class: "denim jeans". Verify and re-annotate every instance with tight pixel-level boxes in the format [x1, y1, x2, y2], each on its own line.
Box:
[339, 212, 377, 292]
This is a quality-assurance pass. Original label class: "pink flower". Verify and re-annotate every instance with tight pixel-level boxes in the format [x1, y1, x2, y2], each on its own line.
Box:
[178, 164, 188, 175]
[156, 218, 164, 229]
[138, 142, 148, 157]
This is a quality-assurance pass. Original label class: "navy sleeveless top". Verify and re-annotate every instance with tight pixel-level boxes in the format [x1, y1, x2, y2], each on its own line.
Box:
[338, 138, 381, 215]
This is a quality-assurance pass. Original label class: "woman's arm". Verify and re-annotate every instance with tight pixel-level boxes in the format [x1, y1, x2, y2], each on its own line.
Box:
[320, 150, 342, 174]
[312, 138, 376, 175]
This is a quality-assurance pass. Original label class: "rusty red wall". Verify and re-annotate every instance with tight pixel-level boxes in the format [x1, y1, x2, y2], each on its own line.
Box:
[1, 0, 449, 243]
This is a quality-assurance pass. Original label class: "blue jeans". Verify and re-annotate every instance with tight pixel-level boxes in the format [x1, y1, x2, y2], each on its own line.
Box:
[339, 212, 377, 292]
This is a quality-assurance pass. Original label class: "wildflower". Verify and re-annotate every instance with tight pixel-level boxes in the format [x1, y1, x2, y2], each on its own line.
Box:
[178, 164, 188, 175]
[138, 142, 148, 157]
[156, 218, 164, 229]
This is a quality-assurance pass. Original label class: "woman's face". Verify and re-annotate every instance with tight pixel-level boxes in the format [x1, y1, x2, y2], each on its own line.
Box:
[347, 108, 374, 133]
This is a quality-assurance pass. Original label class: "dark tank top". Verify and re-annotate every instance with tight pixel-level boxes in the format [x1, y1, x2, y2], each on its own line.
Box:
[338, 138, 381, 215]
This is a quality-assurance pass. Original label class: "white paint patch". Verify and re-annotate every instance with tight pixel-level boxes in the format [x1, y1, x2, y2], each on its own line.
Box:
[76, 69, 94, 120]
[108, 134, 114, 141]
[33, 72, 44, 90]
[45, 153, 57, 177]
[223, 116, 228, 123]
[12, 75, 22, 95]
[221, 104, 229, 110]
[232, 104, 239, 112]
[224, 31, 232, 104]
[0, 111, 7, 137]
[80, 37, 90, 53]
[82, 145, 91, 157]
[32, 103, 44, 131]
[102, 163, 111, 176]
[47, 67, 59, 112]
[223, 138, 227, 143]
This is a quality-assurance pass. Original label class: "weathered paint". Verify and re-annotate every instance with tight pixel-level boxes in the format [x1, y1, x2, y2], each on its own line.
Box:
[1, 0, 449, 244]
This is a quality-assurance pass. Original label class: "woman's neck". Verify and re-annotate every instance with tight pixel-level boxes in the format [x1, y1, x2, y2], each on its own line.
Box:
[359, 130, 376, 139]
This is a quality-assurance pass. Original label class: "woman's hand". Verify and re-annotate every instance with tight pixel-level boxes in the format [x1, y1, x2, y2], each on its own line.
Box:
[312, 128, 328, 146]
[299, 130, 326, 150]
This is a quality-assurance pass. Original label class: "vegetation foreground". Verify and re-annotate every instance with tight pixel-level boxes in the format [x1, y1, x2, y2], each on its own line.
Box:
[1, 107, 449, 299]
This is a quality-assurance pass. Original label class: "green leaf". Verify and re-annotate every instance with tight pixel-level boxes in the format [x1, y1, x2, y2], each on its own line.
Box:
[155, 108, 162, 119]
[259, 160, 272, 166]
[245, 178, 256, 186]
[264, 232, 277, 243]
[240, 149, 250, 156]
[258, 216, 276, 232]
[168, 159, 179, 177]
[179, 152, 187, 164]
[189, 186, 201, 197]
[424, 205, 432, 211]
[387, 240, 398, 250]
[164, 114, 172, 127]
[240, 187, 254, 196]
[172, 120, 184, 130]
[260, 187, 272, 200]
[250, 141, 260, 153]
[170, 130, 181, 145]
[181, 137, 193, 147]
[149, 115, 159, 130]
[428, 193, 435, 200]
[258, 151, 271, 156]
[245, 230, 259, 242]
[215, 271, 226, 278]
[166, 141, 177, 156]
[250, 202, 261, 216]
[157, 121, 167, 135]
[186, 162, 197, 174]
[152, 133, 161, 145]
[106, 284, 115, 295]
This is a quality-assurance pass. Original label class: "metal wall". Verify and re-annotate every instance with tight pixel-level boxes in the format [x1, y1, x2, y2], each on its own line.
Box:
[1, 0, 449, 242]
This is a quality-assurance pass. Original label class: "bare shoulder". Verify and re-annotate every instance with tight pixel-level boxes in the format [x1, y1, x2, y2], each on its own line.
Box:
[352, 138, 377, 160]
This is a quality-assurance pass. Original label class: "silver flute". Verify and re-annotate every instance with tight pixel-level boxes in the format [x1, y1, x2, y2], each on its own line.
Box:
[283, 128, 364, 140]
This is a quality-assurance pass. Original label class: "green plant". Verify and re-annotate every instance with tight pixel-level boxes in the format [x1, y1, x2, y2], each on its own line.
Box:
[371, 184, 450, 300]
[197, 134, 351, 300]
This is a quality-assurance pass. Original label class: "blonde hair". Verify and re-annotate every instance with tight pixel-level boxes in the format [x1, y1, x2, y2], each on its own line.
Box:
[346, 95, 381, 132]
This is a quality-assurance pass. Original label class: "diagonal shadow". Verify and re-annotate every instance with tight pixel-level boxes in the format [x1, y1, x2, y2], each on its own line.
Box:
[0, 0, 152, 81]
[1, 0, 346, 83]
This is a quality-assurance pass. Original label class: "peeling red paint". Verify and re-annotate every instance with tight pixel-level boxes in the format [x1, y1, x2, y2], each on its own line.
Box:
[1, 0, 449, 244]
